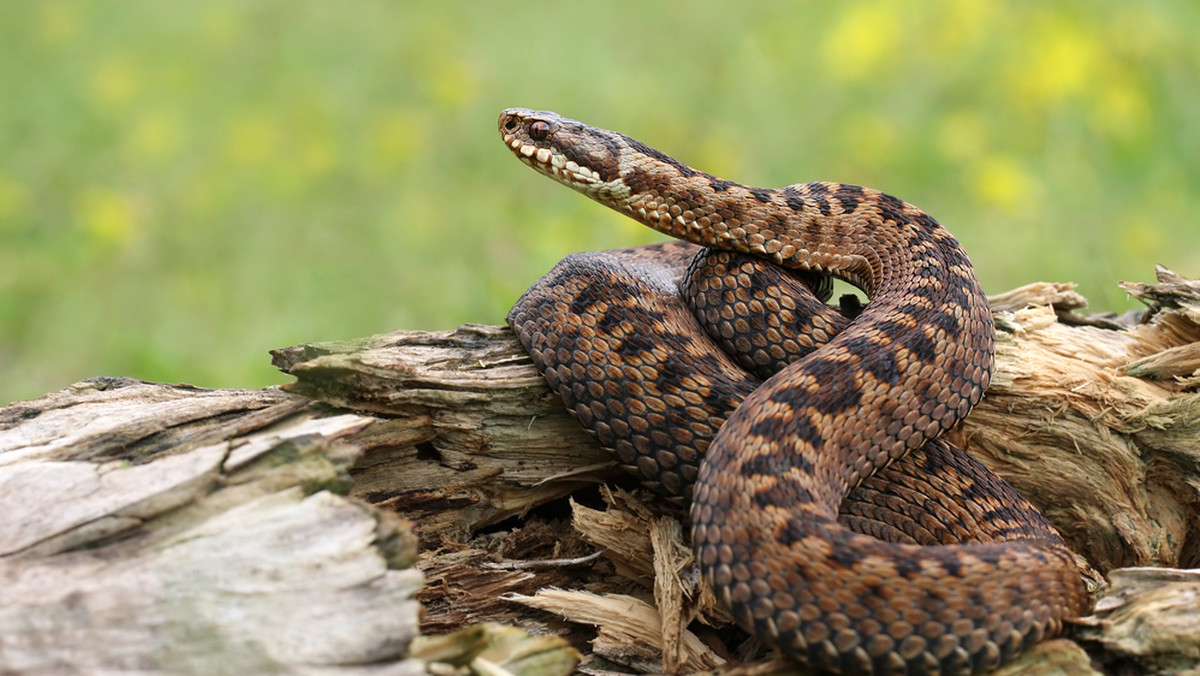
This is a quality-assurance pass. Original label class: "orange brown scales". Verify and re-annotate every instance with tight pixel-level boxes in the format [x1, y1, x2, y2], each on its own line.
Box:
[500, 108, 1088, 674]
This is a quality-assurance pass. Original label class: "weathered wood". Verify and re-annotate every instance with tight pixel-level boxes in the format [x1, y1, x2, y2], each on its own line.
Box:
[270, 325, 616, 546]
[1075, 568, 1200, 672]
[3, 267, 1199, 675]
[0, 378, 577, 675]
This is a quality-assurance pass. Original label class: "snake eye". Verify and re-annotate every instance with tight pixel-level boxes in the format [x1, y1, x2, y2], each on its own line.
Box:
[529, 120, 550, 140]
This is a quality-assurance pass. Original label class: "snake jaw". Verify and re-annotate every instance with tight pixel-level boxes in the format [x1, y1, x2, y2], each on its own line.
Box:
[499, 108, 630, 200]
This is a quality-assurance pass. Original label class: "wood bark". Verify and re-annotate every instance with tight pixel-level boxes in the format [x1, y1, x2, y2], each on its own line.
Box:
[2, 267, 1199, 675]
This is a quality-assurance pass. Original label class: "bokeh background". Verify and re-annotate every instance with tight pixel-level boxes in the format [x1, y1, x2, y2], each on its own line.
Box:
[3, 1, 1199, 405]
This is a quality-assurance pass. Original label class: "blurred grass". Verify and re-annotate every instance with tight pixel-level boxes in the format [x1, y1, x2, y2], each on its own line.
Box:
[2, 0, 1198, 405]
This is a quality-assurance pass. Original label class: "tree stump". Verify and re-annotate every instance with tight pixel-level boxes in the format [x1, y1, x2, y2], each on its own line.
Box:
[2, 267, 1198, 675]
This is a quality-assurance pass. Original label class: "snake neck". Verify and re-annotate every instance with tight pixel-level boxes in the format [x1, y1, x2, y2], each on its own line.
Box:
[500, 107, 996, 487]
[499, 108, 986, 323]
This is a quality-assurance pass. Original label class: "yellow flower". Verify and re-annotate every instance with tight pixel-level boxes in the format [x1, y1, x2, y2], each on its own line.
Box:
[936, 111, 988, 163]
[1090, 75, 1149, 142]
[76, 187, 139, 245]
[0, 176, 32, 229]
[932, 0, 998, 55]
[36, 1, 79, 45]
[973, 156, 1034, 213]
[1007, 12, 1103, 106]
[426, 57, 477, 109]
[224, 114, 279, 166]
[90, 57, 140, 110]
[130, 109, 183, 162]
[823, 2, 901, 81]
[370, 110, 423, 169]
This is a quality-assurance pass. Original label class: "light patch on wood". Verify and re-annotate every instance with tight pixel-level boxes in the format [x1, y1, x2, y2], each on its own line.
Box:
[507, 589, 724, 672]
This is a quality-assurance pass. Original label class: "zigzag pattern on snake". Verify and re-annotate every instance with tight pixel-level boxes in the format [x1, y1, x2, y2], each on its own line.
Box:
[499, 108, 1087, 675]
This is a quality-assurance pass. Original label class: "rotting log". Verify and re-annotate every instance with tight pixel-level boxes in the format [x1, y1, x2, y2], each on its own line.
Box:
[0, 381, 578, 675]
[2, 266, 1199, 675]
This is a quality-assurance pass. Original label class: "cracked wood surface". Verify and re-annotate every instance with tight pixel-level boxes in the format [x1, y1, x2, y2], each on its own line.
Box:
[2, 267, 1199, 675]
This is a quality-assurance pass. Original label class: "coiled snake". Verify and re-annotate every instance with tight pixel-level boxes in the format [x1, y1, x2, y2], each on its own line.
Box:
[499, 108, 1087, 674]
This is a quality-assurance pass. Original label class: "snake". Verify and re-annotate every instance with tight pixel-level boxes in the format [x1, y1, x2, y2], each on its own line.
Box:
[499, 108, 1087, 674]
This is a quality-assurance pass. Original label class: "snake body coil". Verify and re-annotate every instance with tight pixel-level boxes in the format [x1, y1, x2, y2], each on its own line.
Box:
[500, 109, 1086, 675]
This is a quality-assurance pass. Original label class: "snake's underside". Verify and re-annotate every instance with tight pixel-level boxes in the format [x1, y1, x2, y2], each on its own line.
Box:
[499, 109, 1088, 675]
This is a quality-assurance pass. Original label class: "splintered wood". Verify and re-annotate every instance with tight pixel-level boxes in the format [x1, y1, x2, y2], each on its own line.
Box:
[0, 381, 429, 674]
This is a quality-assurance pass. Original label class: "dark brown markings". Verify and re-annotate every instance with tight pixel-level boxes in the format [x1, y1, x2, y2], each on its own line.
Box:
[892, 553, 922, 577]
[913, 261, 943, 279]
[808, 381, 864, 415]
[749, 187, 775, 203]
[753, 479, 814, 510]
[611, 329, 664, 359]
[746, 415, 783, 440]
[842, 335, 900, 385]
[779, 353, 869, 415]
[568, 273, 636, 316]
[828, 539, 866, 568]
[742, 259, 788, 295]
[805, 182, 831, 200]
[779, 185, 814, 214]
[898, 326, 938, 361]
[766, 380, 813, 406]
[748, 409, 823, 453]
[933, 306, 963, 334]
[833, 184, 865, 213]
[912, 211, 943, 233]
[790, 183, 827, 215]
[740, 451, 784, 477]
[709, 177, 736, 192]
[938, 552, 963, 578]
[939, 241, 973, 270]
[875, 192, 907, 223]
[784, 193, 808, 213]
[584, 293, 667, 359]
[778, 513, 820, 547]
[950, 473, 988, 504]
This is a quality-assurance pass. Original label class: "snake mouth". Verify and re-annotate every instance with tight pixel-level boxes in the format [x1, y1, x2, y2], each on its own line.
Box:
[498, 108, 606, 187]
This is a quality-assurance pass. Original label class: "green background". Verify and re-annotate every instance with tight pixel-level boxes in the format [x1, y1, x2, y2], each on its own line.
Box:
[3, 1, 1198, 405]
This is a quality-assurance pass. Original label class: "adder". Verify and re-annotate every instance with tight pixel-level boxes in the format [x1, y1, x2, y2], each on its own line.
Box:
[499, 108, 1087, 675]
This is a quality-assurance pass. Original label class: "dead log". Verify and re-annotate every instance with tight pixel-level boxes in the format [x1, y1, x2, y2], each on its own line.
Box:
[2, 266, 1199, 675]
[0, 380, 577, 675]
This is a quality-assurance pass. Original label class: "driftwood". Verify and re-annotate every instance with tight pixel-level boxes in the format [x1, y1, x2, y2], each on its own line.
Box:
[2, 266, 1200, 675]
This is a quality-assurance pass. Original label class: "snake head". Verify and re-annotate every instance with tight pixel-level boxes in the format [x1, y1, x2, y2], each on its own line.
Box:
[498, 108, 628, 198]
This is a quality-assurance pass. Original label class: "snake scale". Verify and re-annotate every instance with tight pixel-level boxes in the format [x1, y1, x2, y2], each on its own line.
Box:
[499, 108, 1087, 675]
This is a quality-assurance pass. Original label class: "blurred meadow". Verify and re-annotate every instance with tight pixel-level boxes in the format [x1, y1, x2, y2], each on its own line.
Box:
[2, 1, 1199, 405]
